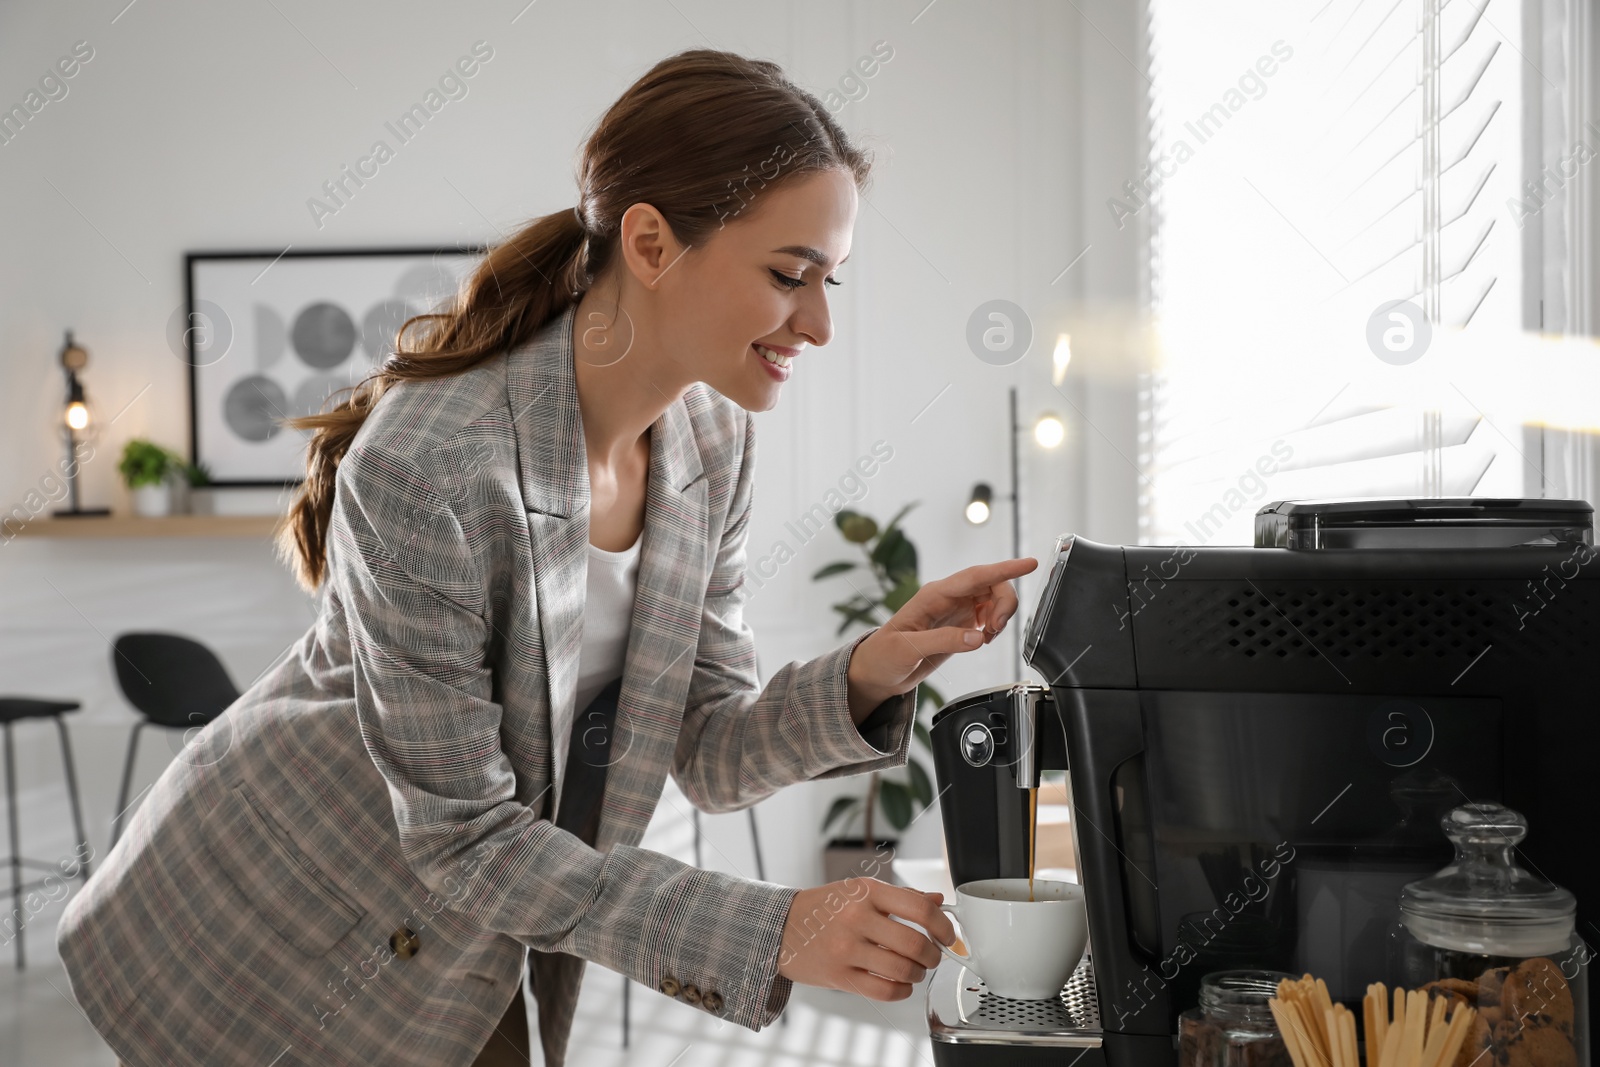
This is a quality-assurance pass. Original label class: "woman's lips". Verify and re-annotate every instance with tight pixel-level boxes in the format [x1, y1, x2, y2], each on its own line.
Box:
[753, 343, 791, 382]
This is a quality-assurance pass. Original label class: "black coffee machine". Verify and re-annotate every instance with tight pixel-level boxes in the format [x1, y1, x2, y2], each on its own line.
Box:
[927, 498, 1598, 1065]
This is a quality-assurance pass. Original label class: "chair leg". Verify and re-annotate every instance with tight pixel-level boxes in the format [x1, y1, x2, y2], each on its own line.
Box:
[53, 715, 91, 883]
[746, 807, 786, 1026]
[621, 974, 629, 1048]
[747, 808, 766, 881]
[4, 721, 22, 968]
[110, 723, 145, 850]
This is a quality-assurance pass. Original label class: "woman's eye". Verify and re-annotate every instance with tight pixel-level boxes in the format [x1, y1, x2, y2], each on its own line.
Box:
[769, 269, 845, 289]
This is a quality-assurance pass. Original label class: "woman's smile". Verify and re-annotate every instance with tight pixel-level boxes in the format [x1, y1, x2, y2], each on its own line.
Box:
[753, 341, 795, 381]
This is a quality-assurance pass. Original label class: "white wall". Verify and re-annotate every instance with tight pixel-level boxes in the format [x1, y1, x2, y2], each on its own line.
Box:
[0, 0, 1145, 890]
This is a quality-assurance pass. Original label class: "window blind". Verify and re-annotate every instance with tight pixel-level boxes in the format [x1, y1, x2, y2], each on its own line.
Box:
[1138, 0, 1572, 547]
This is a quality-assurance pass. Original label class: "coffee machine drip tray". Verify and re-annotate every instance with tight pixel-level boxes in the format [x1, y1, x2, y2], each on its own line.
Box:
[927, 953, 1102, 1050]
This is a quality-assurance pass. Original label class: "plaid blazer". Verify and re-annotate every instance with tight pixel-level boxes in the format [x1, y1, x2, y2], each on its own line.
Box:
[57, 302, 917, 1066]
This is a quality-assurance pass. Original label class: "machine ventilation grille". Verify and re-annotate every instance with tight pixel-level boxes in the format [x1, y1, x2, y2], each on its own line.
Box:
[1157, 581, 1593, 663]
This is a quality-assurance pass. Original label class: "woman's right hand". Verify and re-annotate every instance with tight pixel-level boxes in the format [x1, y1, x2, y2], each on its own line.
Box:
[776, 877, 957, 1001]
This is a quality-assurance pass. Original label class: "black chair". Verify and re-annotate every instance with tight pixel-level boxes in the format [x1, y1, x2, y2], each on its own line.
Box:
[0, 697, 92, 968]
[109, 633, 240, 849]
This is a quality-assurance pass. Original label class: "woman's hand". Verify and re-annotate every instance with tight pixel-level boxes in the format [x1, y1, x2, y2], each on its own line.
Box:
[845, 557, 1038, 722]
[776, 878, 957, 1001]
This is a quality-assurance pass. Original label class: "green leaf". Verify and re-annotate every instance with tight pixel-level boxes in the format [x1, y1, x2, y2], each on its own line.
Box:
[883, 575, 920, 613]
[831, 602, 881, 634]
[907, 758, 934, 808]
[878, 780, 913, 830]
[882, 501, 919, 536]
[836, 510, 879, 544]
[917, 682, 946, 713]
[823, 796, 860, 835]
[913, 719, 933, 752]
[872, 527, 918, 584]
[812, 561, 857, 581]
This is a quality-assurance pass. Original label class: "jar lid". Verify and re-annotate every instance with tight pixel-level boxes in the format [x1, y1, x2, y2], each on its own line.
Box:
[1399, 801, 1575, 955]
[1199, 969, 1299, 1029]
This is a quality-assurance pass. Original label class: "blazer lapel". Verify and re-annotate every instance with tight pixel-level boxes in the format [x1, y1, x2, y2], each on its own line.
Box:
[596, 397, 709, 851]
[510, 305, 713, 843]
[512, 306, 589, 818]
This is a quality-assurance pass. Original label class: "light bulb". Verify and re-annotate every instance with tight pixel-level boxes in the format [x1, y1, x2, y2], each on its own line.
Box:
[965, 482, 994, 525]
[1033, 413, 1065, 449]
[65, 401, 90, 431]
[1051, 334, 1072, 385]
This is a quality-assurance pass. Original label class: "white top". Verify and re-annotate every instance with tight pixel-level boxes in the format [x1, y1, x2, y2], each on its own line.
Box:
[553, 531, 641, 814]
[574, 533, 642, 714]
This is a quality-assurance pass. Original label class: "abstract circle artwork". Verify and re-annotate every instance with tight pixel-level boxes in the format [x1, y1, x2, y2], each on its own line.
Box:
[222, 375, 289, 443]
[361, 299, 415, 363]
[187, 249, 482, 484]
[290, 302, 358, 369]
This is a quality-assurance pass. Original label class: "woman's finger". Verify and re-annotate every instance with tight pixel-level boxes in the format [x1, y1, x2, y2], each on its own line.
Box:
[840, 967, 915, 1002]
[870, 882, 958, 946]
[877, 624, 984, 668]
[864, 912, 942, 970]
[855, 942, 928, 986]
[932, 557, 1037, 600]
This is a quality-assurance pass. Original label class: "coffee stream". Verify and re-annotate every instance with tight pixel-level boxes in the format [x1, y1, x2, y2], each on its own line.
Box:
[1027, 785, 1037, 902]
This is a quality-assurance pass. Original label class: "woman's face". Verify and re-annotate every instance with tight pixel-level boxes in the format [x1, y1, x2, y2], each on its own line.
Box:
[633, 167, 858, 412]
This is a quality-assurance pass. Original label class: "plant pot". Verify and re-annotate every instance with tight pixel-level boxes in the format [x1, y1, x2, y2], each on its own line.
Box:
[823, 837, 900, 885]
[185, 485, 216, 515]
[131, 483, 171, 517]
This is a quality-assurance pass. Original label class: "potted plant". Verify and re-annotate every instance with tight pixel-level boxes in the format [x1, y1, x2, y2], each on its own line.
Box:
[812, 503, 944, 884]
[179, 459, 214, 514]
[118, 439, 183, 517]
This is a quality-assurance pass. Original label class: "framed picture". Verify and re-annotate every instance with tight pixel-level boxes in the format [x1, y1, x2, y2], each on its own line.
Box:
[185, 245, 486, 487]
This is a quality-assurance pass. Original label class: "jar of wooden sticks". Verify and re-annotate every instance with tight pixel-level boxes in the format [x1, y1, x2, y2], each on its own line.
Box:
[1178, 969, 1297, 1067]
[1269, 975, 1480, 1067]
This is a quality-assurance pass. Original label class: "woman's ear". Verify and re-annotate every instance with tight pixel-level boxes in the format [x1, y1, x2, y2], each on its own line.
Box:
[616, 202, 684, 289]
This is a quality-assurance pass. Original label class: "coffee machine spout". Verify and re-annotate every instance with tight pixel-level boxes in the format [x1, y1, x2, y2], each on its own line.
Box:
[1010, 683, 1043, 789]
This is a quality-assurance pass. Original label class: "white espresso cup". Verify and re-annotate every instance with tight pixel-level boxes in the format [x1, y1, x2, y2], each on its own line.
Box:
[937, 878, 1089, 1000]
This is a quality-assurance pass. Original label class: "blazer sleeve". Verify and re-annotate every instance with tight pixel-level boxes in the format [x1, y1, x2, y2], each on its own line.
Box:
[671, 409, 918, 817]
[330, 438, 803, 1033]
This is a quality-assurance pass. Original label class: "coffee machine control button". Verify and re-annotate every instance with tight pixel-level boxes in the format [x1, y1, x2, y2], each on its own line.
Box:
[960, 723, 995, 767]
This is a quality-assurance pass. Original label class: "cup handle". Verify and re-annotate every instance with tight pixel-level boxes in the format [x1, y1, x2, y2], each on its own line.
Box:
[937, 904, 973, 967]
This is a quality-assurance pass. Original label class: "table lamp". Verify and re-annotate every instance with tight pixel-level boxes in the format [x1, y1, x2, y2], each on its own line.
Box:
[53, 330, 110, 517]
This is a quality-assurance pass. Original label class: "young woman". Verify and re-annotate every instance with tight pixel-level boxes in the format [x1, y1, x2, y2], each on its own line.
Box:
[58, 48, 1035, 1066]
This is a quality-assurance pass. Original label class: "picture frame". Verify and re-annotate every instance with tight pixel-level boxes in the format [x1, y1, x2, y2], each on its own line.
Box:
[184, 245, 486, 487]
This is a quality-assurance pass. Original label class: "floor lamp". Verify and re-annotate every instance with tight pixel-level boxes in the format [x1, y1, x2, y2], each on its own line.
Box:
[965, 386, 1065, 678]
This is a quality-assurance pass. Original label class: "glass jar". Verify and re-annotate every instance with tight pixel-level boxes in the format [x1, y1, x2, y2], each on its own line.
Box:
[1178, 969, 1296, 1067]
[1391, 801, 1590, 1067]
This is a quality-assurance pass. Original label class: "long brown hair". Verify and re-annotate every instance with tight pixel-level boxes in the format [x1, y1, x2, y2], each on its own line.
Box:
[275, 48, 874, 594]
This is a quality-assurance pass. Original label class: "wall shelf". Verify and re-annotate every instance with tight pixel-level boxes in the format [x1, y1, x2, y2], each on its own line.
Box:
[6, 514, 284, 539]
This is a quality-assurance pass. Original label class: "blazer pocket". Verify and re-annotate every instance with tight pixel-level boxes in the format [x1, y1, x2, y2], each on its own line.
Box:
[203, 784, 367, 958]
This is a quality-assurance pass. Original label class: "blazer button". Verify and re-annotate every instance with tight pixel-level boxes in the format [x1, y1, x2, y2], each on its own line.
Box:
[389, 926, 421, 960]
[681, 983, 701, 1006]
[659, 974, 680, 998]
[702, 990, 724, 1013]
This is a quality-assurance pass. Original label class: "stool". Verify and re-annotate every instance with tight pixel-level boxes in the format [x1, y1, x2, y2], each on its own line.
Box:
[0, 697, 92, 968]
[109, 633, 240, 849]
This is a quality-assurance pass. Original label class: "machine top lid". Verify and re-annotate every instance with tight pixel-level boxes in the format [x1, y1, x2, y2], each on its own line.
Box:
[1254, 497, 1593, 550]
